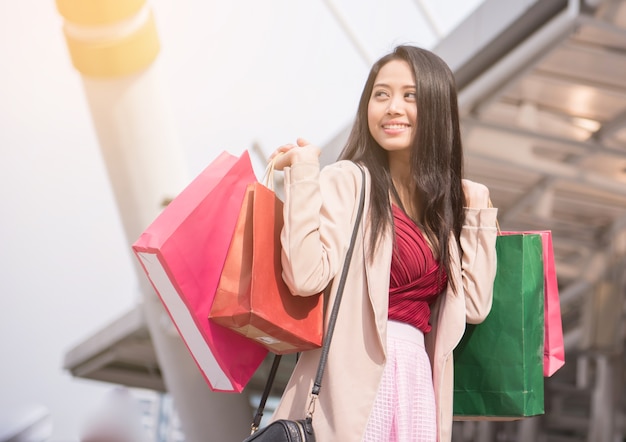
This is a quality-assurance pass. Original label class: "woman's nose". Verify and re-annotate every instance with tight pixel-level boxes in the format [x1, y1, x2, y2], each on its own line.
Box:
[386, 97, 402, 114]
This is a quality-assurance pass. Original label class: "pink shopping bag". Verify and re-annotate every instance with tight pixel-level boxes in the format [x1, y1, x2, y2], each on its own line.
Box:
[502, 230, 565, 376]
[132, 151, 268, 392]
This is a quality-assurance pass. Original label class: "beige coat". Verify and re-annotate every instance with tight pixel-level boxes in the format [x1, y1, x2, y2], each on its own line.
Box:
[272, 160, 498, 441]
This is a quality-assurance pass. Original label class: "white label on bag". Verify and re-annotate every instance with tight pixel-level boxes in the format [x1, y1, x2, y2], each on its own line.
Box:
[256, 336, 280, 345]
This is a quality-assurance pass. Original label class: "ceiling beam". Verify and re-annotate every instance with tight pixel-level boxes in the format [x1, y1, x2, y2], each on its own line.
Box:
[463, 143, 626, 196]
[593, 107, 626, 142]
[321, 0, 373, 67]
[412, 0, 443, 38]
[463, 117, 626, 158]
[458, 0, 580, 115]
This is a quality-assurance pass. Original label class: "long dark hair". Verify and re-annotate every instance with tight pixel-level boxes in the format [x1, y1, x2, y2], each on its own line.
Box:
[338, 45, 465, 286]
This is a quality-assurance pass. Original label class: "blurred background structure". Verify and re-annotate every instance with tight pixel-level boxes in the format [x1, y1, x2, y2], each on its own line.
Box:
[1, 0, 625, 441]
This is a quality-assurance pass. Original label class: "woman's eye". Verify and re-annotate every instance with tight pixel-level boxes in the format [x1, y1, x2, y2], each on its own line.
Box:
[405, 92, 416, 100]
[373, 90, 389, 99]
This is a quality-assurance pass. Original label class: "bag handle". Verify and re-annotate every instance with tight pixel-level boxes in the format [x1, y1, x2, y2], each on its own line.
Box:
[262, 157, 277, 191]
[249, 353, 283, 432]
[488, 198, 502, 235]
[249, 163, 367, 433]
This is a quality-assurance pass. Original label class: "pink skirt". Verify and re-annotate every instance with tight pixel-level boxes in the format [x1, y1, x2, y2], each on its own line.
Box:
[362, 321, 436, 442]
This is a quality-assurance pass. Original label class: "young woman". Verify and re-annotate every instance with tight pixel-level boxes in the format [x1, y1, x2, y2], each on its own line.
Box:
[269, 45, 498, 442]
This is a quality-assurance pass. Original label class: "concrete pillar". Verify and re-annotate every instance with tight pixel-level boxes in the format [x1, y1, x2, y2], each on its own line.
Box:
[475, 421, 495, 441]
[54, 1, 251, 440]
[588, 355, 613, 442]
[517, 416, 540, 442]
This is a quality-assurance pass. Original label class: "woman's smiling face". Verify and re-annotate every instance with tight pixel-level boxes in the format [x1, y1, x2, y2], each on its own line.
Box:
[367, 59, 417, 157]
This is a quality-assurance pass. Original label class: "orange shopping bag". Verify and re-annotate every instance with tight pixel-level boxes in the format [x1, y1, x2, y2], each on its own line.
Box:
[209, 169, 323, 354]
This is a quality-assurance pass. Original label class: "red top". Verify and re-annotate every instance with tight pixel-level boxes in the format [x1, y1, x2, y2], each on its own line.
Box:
[388, 205, 448, 333]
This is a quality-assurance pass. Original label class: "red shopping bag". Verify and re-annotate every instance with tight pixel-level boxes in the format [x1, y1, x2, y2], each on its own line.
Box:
[209, 182, 323, 354]
[132, 151, 268, 392]
[502, 230, 564, 376]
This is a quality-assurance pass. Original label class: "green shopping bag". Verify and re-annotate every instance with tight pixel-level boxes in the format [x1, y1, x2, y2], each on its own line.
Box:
[453, 233, 545, 420]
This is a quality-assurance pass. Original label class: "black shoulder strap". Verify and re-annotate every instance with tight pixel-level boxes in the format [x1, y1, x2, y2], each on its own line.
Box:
[250, 165, 366, 431]
[312, 165, 366, 395]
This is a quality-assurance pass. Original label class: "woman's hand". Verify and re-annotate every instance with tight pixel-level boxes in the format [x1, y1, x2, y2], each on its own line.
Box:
[462, 179, 490, 208]
[269, 138, 321, 171]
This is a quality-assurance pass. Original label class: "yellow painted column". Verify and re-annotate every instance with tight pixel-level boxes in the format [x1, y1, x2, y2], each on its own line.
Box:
[55, 2, 252, 440]
[57, 0, 159, 78]
[55, 0, 181, 236]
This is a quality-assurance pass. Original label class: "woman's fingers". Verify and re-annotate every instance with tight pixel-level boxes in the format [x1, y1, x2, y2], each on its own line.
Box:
[269, 143, 296, 160]
[272, 151, 291, 171]
[269, 139, 321, 171]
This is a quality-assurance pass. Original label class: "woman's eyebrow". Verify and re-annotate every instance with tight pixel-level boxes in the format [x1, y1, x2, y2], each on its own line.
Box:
[373, 82, 416, 89]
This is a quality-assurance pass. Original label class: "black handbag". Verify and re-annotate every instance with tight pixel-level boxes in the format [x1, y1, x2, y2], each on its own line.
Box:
[243, 166, 366, 442]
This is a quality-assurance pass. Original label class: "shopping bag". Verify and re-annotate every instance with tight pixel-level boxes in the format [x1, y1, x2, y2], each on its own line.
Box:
[132, 151, 268, 393]
[453, 233, 545, 420]
[502, 230, 564, 376]
[209, 180, 323, 354]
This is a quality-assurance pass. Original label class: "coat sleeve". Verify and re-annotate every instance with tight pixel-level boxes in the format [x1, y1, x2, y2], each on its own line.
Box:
[280, 160, 362, 296]
[459, 206, 498, 324]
